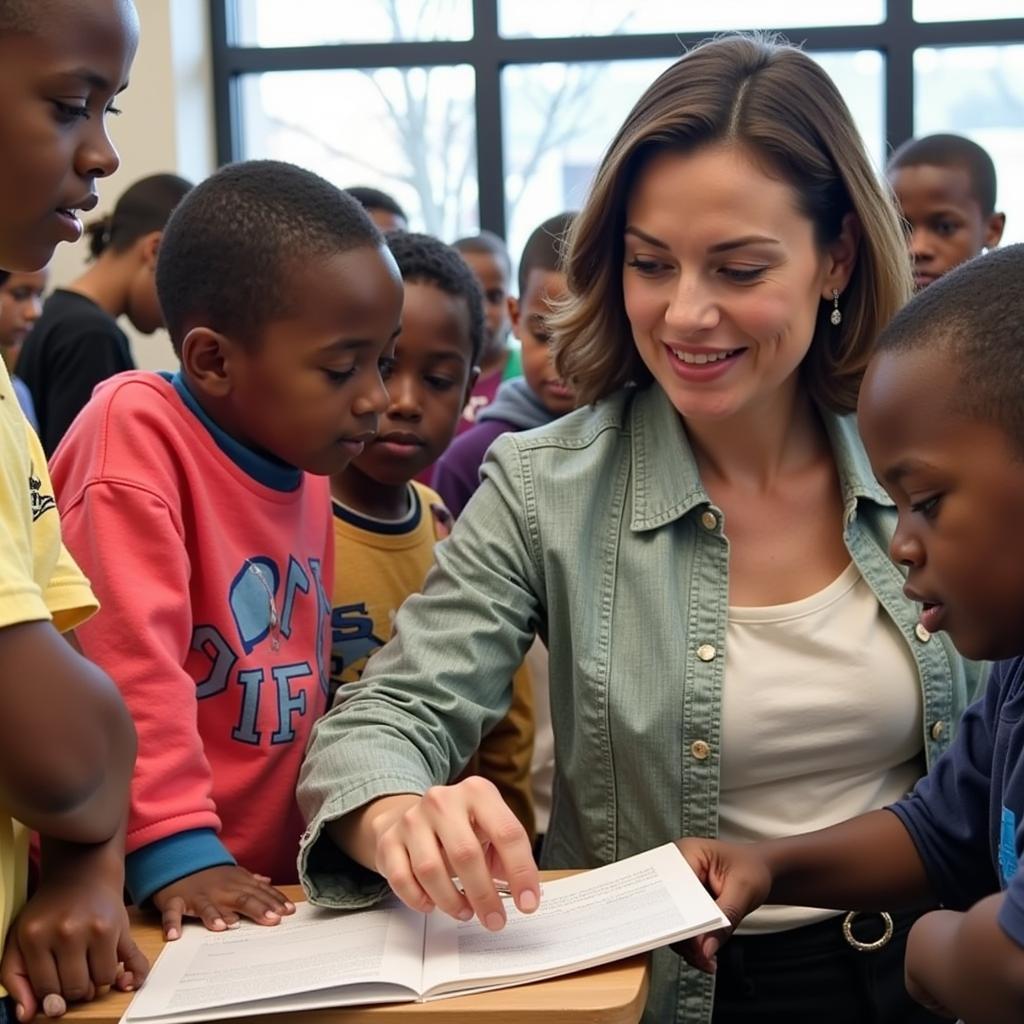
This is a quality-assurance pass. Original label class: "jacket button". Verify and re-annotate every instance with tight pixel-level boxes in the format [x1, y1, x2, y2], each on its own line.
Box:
[691, 740, 711, 760]
[930, 720, 945, 741]
[915, 623, 931, 643]
[700, 510, 718, 530]
[696, 644, 716, 662]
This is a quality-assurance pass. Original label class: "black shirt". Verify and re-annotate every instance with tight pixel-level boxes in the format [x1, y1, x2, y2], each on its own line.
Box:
[19, 289, 135, 456]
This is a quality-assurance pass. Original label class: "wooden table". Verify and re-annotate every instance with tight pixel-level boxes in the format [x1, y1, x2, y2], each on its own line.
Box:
[61, 880, 650, 1024]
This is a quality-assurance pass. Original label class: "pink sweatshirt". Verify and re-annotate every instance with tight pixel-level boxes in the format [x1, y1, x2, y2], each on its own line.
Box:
[51, 372, 333, 902]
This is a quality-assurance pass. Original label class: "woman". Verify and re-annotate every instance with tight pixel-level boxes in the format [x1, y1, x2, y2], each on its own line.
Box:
[296, 36, 982, 1023]
[18, 172, 191, 454]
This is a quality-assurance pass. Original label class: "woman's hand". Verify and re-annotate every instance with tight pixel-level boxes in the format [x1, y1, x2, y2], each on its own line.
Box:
[363, 777, 540, 931]
[672, 837, 773, 973]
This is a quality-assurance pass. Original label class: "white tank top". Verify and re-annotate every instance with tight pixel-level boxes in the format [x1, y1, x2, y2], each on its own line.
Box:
[718, 561, 923, 933]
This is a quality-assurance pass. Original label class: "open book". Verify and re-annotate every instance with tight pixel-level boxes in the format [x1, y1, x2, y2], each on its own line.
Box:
[123, 843, 728, 1023]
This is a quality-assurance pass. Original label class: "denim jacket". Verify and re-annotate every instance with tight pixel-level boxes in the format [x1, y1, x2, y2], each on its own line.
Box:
[297, 383, 983, 1024]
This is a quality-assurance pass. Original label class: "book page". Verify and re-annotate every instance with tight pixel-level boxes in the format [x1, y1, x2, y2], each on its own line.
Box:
[421, 842, 728, 997]
[125, 899, 426, 1023]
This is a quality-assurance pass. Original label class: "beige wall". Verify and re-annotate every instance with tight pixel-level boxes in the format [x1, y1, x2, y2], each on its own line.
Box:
[48, 0, 216, 371]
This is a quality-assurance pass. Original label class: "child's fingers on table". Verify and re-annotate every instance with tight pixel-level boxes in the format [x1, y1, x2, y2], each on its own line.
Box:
[85, 936, 120, 992]
[250, 878, 294, 915]
[159, 897, 188, 941]
[15, 945, 63, 1018]
[118, 932, 149, 987]
[1, 941, 39, 1022]
[229, 887, 284, 925]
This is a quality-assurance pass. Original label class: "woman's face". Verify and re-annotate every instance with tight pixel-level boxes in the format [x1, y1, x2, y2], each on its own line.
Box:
[622, 144, 851, 424]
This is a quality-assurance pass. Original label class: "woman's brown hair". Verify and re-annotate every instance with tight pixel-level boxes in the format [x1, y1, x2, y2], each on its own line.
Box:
[552, 34, 912, 413]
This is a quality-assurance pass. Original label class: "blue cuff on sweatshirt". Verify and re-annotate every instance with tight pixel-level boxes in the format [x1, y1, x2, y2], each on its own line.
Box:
[125, 828, 236, 905]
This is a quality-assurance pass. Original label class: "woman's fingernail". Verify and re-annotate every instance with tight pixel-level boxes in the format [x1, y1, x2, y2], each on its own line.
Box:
[518, 889, 538, 912]
[485, 912, 505, 931]
[227, 920, 241, 929]
[166, 927, 179, 940]
[284, 901, 296, 912]
[15, 1003, 24, 1021]
[264, 910, 280, 921]
[457, 907, 473, 921]
[213, 918, 227, 930]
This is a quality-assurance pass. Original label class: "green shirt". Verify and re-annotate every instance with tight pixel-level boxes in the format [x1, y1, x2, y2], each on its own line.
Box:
[298, 382, 984, 1024]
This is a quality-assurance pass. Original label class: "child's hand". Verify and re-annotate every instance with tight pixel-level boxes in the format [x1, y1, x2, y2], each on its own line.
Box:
[153, 866, 295, 940]
[0, 875, 148, 1020]
[671, 838, 772, 974]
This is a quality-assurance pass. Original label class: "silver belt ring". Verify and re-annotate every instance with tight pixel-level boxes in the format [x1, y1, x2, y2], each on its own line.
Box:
[842, 910, 894, 952]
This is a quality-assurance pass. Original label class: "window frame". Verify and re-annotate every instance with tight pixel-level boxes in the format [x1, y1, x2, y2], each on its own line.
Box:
[211, 0, 1024, 236]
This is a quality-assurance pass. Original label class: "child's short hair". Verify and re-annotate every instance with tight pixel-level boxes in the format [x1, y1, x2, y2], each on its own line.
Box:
[518, 213, 576, 298]
[876, 244, 1024, 449]
[385, 230, 485, 366]
[888, 134, 998, 217]
[157, 160, 381, 353]
[85, 173, 192, 260]
[346, 186, 407, 224]
[0, 0, 49, 32]
[453, 230, 511, 278]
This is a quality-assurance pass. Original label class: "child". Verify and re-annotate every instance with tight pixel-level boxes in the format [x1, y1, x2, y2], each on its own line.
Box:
[329, 230, 535, 837]
[50, 160, 404, 941]
[0, 0, 148, 1019]
[433, 213, 577, 518]
[19, 173, 192, 455]
[451, 231, 521, 431]
[678, 244, 1024, 1024]
[887, 133, 1005, 291]
[0, 267, 46, 430]
[345, 186, 408, 232]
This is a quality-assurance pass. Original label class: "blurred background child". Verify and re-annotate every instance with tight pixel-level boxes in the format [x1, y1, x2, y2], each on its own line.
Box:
[18, 172, 192, 455]
[346, 185, 408, 233]
[0, 266, 47, 430]
[329, 229, 535, 837]
[887, 133, 1005, 291]
[451, 231, 521, 429]
[433, 212, 577, 519]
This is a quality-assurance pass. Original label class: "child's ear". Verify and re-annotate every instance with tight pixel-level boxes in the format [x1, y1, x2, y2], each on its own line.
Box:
[139, 231, 162, 271]
[508, 295, 521, 336]
[821, 212, 861, 301]
[984, 212, 1006, 250]
[462, 365, 481, 408]
[180, 327, 236, 397]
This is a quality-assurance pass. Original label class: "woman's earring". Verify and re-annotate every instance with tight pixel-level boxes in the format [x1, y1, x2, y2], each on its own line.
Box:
[830, 288, 842, 326]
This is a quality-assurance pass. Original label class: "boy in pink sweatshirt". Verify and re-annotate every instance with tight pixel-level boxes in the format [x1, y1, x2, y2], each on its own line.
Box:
[50, 160, 403, 940]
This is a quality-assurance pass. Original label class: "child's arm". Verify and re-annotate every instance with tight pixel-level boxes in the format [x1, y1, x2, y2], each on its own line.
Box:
[676, 810, 933, 971]
[56, 481, 292, 933]
[0, 620, 135, 842]
[678, 660, 1012, 976]
[903, 895, 1024, 1023]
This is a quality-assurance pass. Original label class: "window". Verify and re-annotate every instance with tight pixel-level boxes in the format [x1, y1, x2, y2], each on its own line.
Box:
[240, 66, 478, 238]
[214, 1, 1024, 250]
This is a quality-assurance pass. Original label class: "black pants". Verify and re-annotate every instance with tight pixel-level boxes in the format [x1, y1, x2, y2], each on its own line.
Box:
[711, 910, 954, 1024]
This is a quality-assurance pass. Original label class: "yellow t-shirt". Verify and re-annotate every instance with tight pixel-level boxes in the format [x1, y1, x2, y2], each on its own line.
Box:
[0, 359, 98, 964]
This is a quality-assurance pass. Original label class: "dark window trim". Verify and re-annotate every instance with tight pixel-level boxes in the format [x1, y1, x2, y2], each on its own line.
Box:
[212, 0, 1024, 238]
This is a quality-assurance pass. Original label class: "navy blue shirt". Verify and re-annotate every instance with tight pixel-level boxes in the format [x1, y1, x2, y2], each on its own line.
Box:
[891, 657, 1024, 945]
